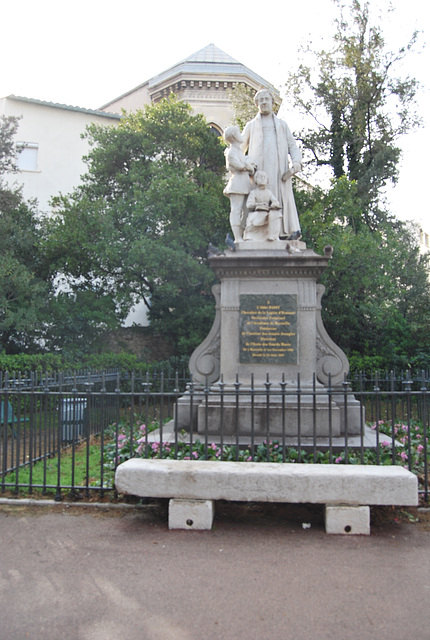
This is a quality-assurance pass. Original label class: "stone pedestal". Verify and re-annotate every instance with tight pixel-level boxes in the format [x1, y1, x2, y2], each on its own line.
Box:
[169, 499, 215, 530]
[324, 505, 370, 535]
[176, 242, 362, 437]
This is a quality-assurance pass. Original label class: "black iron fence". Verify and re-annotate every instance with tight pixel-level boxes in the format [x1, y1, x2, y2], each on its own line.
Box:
[1, 370, 428, 501]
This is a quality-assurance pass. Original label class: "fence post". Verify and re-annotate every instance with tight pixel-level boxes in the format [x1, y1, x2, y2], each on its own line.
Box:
[84, 374, 94, 498]
[174, 371, 181, 458]
[188, 376, 194, 459]
[203, 375, 209, 459]
[100, 372, 107, 498]
[265, 373, 271, 462]
[420, 371, 428, 502]
[234, 374, 241, 460]
[1, 372, 10, 493]
[297, 373, 302, 463]
[327, 373, 333, 463]
[403, 372, 413, 472]
[312, 373, 317, 461]
[250, 373, 255, 460]
[343, 374, 350, 464]
[218, 375, 225, 460]
[280, 373, 287, 462]
[159, 372, 165, 458]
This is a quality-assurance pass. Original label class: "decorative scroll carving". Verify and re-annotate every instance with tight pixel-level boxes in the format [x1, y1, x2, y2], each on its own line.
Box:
[315, 284, 349, 386]
[188, 285, 221, 384]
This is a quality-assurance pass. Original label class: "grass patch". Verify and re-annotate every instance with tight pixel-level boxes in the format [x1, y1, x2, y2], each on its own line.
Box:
[2, 437, 114, 495]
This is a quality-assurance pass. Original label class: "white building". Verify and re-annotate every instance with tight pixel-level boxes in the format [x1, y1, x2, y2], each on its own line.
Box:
[1, 45, 275, 216]
[101, 43, 277, 133]
[0, 95, 120, 214]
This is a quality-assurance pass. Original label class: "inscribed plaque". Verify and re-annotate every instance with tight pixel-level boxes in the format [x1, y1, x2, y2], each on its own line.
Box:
[239, 294, 297, 364]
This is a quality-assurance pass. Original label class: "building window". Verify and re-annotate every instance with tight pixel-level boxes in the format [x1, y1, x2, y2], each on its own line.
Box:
[209, 123, 223, 136]
[16, 142, 39, 171]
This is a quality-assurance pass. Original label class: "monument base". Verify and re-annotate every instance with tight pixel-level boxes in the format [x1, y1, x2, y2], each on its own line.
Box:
[175, 385, 363, 437]
[179, 244, 363, 440]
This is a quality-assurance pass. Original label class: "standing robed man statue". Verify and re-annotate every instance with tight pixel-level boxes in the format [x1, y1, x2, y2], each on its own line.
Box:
[241, 89, 302, 239]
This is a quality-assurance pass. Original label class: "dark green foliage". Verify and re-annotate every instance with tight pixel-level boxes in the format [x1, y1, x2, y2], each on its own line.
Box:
[0, 350, 189, 374]
[281, 1, 430, 369]
[296, 178, 430, 368]
[44, 289, 120, 359]
[0, 352, 64, 373]
[45, 96, 229, 356]
[0, 116, 51, 354]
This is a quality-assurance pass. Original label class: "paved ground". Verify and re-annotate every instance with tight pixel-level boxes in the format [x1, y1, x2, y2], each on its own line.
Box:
[1, 501, 430, 640]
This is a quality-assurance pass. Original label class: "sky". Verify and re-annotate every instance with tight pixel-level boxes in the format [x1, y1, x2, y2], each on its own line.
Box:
[2, 0, 429, 225]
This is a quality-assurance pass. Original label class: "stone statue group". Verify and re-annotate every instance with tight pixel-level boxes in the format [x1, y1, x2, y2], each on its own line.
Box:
[223, 89, 302, 244]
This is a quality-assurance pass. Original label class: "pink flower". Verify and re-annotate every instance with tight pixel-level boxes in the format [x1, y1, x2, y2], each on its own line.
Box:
[381, 440, 390, 447]
[417, 444, 424, 453]
[117, 434, 128, 449]
[335, 456, 342, 464]
[400, 451, 408, 461]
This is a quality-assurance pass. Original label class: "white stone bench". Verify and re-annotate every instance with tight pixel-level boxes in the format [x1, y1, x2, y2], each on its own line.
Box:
[115, 459, 418, 535]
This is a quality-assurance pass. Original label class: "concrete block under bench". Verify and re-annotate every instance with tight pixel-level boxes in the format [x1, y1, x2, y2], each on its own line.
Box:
[169, 499, 215, 530]
[115, 459, 418, 534]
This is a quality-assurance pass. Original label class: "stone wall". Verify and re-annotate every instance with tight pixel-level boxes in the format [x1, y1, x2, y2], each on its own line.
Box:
[102, 327, 174, 362]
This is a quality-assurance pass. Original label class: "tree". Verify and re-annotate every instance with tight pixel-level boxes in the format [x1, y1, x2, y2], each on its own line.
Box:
[296, 178, 430, 369]
[276, 0, 430, 370]
[0, 116, 51, 354]
[46, 96, 229, 356]
[285, 0, 420, 225]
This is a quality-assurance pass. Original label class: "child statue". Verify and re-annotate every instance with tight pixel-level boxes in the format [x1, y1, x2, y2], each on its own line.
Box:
[223, 125, 256, 242]
[244, 171, 281, 242]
